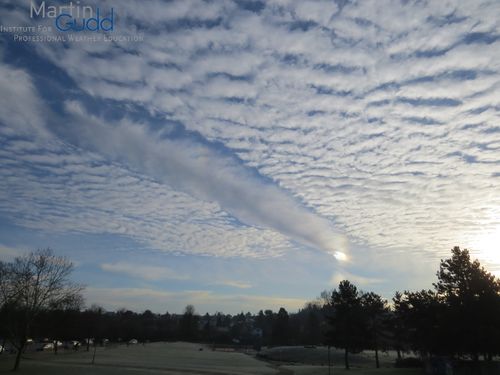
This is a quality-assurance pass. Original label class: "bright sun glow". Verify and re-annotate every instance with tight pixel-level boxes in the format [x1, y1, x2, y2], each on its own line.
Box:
[474, 229, 500, 265]
[334, 251, 348, 262]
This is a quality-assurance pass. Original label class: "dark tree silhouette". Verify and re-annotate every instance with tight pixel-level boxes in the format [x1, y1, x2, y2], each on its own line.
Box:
[272, 307, 289, 345]
[360, 292, 388, 368]
[392, 246, 500, 361]
[392, 289, 444, 356]
[258, 309, 274, 346]
[299, 303, 323, 345]
[0, 249, 83, 371]
[180, 304, 199, 341]
[391, 291, 410, 359]
[434, 246, 500, 359]
[325, 280, 365, 369]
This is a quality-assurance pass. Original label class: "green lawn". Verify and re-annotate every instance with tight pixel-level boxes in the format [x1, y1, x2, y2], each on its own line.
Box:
[282, 366, 423, 375]
[259, 346, 424, 375]
[0, 342, 277, 375]
[0, 343, 425, 375]
[259, 346, 402, 367]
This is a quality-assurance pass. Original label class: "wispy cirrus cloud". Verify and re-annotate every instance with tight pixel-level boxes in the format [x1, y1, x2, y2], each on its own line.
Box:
[0, 64, 49, 139]
[0, 244, 27, 261]
[85, 286, 307, 314]
[213, 280, 253, 289]
[0, 65, 347, 260]
[0, 122, 293, 258]
[100, 262, 190, 281]
[330, 271, 385, 289]
[62, 100, 347, 257]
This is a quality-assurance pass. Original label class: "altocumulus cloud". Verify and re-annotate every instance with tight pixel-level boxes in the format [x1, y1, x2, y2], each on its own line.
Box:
[63, 100, 348, 258]
[0, 0, 499, 269]
[0, 59, 346, 259]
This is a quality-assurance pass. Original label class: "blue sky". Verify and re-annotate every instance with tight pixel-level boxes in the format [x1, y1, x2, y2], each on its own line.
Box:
[0, 0, 499, 314]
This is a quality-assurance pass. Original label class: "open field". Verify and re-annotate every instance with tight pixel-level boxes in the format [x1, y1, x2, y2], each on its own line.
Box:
[0, 342, 277, 375]
[0, 342, 424, 375]
[259, 346, 401, 367]
[259, 346, 423, 375]
[281, 366, 423, 375]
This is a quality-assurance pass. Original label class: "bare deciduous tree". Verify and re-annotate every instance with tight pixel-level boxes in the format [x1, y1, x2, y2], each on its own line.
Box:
[0, 249, 84, 371]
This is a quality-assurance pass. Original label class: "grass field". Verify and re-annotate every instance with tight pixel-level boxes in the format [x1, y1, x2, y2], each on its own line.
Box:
[0, 342, 276, 375]
[259, 346, 423, 375]
[281, 366, 423, 375]
[259, 346, 400, 366]
[0, 342, 424, 375]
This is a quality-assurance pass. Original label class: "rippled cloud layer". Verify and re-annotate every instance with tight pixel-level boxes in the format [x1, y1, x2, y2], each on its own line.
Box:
[0, 0, 499, 272]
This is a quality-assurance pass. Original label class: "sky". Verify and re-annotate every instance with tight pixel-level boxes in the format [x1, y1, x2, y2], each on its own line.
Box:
[0, 0, 499, 314]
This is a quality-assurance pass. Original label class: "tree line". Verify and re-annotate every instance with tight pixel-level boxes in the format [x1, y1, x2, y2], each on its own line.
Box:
[0, 249, 324, 371]
[325, 246, 500, 369]
[1, 246, 499, 371]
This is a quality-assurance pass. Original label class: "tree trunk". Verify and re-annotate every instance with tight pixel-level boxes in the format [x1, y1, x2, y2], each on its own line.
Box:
[13, 322, 30, 372]
[375, 347, 380, 368]
[91, 342, 97, 364]
[397, 349, 402, 360]
[344, 347, 350, 370]
[328, 346, 331, 375]
[13, 341, 25, 371]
